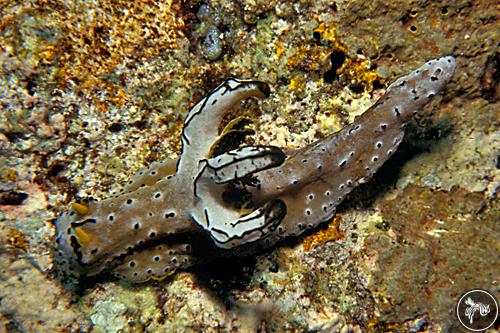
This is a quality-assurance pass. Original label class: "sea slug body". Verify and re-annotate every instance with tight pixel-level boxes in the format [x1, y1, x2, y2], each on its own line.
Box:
[54, 56, 456, 283]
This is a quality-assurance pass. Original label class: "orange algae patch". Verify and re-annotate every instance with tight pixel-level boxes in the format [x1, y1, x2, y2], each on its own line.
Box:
[274, 40, 285, 58]
[6, 228, 29, 252]
[286, 45, 328, 73]
[289, 74, 306, 92]
[0, 169, 18, 182]
[303, 216, 344, 252]
[1, 0, 186, 103]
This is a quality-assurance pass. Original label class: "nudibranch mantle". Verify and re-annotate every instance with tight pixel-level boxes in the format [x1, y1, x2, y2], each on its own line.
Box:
[54, 56, 456, 283]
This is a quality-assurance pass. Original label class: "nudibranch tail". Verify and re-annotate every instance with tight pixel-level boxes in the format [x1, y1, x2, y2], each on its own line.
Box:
[244, 56, 456, 247]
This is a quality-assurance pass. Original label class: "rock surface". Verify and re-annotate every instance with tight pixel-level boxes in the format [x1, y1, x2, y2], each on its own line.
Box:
[0, 0, 498, 332]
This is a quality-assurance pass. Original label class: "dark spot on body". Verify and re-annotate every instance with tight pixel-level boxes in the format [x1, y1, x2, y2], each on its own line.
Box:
[164, 212, 175, 219]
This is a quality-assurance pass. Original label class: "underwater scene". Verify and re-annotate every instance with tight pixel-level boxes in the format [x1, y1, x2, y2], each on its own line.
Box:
[0, 0, 498, 332]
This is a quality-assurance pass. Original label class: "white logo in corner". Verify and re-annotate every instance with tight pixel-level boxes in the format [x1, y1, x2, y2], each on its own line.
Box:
[457, 289, 498, 331]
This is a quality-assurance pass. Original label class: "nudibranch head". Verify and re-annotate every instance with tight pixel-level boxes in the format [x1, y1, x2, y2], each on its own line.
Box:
[54, 209, 89, 278]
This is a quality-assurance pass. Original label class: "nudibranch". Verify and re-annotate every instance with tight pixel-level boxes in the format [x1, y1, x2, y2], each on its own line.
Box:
[54, 56, 456, 283]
